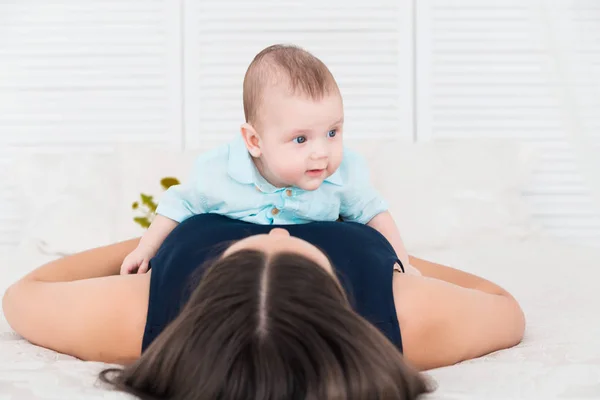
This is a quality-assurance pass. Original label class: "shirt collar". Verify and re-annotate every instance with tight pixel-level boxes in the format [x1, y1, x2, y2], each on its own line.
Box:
[324, 168, 343, 186]
[227, 135, 344, 188]
[227, 135, 256, 185]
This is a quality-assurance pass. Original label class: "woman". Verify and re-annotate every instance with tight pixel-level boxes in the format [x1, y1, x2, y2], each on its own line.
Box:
[2, 214, 525, 399]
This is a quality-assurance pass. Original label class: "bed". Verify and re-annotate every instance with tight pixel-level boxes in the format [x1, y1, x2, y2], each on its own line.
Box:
[1, 139, 598, 399]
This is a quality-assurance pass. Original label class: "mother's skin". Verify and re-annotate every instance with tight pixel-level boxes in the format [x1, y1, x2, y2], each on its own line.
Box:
[2, 237, 525, 371]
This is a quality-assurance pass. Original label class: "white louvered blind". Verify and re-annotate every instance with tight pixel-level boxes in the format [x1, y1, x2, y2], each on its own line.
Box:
[416, 0, 600, 246]
[0, 0, 182, 247]
[183, 0, 414, 148]
[543, 1, 600, 245]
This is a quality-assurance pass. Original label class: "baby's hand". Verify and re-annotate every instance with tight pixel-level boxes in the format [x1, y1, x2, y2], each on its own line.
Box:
[120, 245, 156, 275]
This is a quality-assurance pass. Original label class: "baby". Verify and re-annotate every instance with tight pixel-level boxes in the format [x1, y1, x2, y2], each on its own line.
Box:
[120, 44, 420, 276]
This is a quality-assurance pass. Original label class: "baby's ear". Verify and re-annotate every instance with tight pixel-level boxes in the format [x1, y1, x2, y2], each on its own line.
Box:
[240, 123, 262, 157]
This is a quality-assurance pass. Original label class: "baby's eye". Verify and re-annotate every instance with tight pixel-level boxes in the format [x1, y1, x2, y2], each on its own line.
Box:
[328, 130, 337, 138]
[293, 136, 307, 144]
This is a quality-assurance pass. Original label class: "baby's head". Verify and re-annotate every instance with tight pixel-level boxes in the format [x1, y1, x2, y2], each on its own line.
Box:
[240, 44, 344, 191]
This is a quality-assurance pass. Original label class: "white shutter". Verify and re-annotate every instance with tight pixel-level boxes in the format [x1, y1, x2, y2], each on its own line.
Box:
[0, 148, 19, 248]
[184, 0, 414, 147]
[416, 0, 600, 246]
[0, 0, 183, 247]
[542, 1, 600, 244]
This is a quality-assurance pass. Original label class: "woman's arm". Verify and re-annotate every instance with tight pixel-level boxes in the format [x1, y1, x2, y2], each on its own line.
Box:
[24, 238, 140, 282]
[2, 238, 149, 364]
[394, 256, 526, 371]
[409, 255, 513, 297]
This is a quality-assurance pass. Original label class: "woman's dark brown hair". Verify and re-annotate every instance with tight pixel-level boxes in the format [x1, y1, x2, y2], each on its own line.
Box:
[100, 249, 432, 399]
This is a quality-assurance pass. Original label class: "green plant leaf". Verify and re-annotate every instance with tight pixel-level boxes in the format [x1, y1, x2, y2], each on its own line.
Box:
[140, 193, 158, 212]
[160, 177, 180, 190]
[132, 177, 180, 228]
[140, 193, 154, 206]
[134, 217, 151, 229]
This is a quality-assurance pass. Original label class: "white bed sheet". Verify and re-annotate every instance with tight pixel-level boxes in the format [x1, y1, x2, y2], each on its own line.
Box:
[1, 236, 598, 400]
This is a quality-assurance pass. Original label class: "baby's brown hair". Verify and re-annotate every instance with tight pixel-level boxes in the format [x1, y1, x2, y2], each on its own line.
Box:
[243, 44, 340, 128]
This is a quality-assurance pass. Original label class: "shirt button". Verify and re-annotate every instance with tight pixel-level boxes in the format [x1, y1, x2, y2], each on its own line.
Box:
[285, 189, 292, 197]
[271, 207, 279, 216]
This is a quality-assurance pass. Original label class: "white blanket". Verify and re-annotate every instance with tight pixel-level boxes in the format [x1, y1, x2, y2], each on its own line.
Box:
[1, 236, 598, 399]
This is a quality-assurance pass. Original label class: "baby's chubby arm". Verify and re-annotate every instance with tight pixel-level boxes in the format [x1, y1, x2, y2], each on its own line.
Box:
[120, 176, 200, 275]
[119, 148, 224, 275]
[367, 211, 422, 276]
[119, 215, 179, 274]
[337, 149, 421, 275]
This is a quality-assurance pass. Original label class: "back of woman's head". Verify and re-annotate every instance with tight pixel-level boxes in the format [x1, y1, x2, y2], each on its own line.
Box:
[101, 249, 432, 399]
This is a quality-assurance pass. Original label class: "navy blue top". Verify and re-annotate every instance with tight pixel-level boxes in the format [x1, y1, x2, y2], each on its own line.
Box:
[142, 213, 404, 352]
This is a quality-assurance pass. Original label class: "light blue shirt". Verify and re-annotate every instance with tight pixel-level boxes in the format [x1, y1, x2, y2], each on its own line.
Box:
[156, 136, 388, 225]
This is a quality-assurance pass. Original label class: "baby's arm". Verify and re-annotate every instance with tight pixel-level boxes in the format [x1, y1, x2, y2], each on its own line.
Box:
[120, 215, 178, 274]
[120, 151, 219, 274]
[120, 173, 198, 275]
[367, 212, 422, 276]
[339, 149, 420, 275]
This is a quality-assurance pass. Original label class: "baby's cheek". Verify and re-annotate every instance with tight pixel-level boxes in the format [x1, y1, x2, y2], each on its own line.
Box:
[330, 152, 343, 172]
[280, 159, 304, 179]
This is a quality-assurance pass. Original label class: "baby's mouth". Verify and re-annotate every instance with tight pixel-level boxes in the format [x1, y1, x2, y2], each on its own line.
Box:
[306, 168, 325, 177]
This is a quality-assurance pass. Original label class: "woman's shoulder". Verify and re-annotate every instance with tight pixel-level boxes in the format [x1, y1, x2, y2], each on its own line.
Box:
[294, 220, 397, 257]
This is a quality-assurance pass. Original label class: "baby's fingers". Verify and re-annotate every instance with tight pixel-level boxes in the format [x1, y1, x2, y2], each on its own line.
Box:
[137, 259, 150, 274]
[121, 257, 138, 275]
[120, 261, 131, 275]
